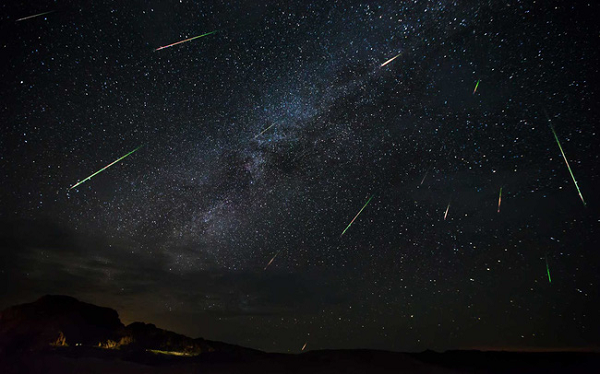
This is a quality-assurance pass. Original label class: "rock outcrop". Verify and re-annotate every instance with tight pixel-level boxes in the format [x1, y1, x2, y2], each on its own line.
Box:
[0, 295, 123, 352]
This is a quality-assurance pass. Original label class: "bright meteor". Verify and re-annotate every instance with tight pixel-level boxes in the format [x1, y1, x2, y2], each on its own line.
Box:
[546, 258, 551, 283]
[16, 10, 55, 22]
[154, 30, 217, 51]
[473, 79, 480, 94]
[380, 53, 401, 67]
[444, 203, 450, 220]
[264, 251, 281, 271]
[497, 187, 502, 213]
[547, 118, 586, 206]
[341, 195, 374, 236]
[69, 145, 143, 190]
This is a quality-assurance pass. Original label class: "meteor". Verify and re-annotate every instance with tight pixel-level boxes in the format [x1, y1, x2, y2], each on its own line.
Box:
[546, 258, 551, 283]
[380, 53, 401, 67]
[254, 123, 276, 138]
[264, 251, 280, 271]
[473, 79, 480, 94]
[154, 30, 217, 51]
[301, 342, 307, 351]
[420, 165, 432, 186]
[548, 122, 586, 206]
[497, 187, 502, 213]
[16, 10, 55, 22]
[69, 145, 143, 190]
[444, 203, 450, 220]
[341, 195, 374, 236]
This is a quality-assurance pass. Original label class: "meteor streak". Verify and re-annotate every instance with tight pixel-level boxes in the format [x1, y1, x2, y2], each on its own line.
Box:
[380, 53, 401, 67]
[473, 79, 480, 94]
[444, 203, 450, 220]
[420, 165, 432, 185]
[16, 10, 55, 22]
[255, 123, 276, 138]
[497, 187, 502, 213]
[548, 118, 586, 206]
[341, 195, 374, 236]
[154, 30, 217, 51]
[264, 251, 280, 270]
[301, 342, 307, 351]
[69, 145, 143, 190]
[546, 258, 551, 283]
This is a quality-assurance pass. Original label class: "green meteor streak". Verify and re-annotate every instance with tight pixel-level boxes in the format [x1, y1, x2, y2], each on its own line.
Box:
[549, 124, 586, 206]
[473, 79, 480, 94]
[69, 145, 143, 190]
[546, 258, 551, 283]
[341, 195, 374, 236]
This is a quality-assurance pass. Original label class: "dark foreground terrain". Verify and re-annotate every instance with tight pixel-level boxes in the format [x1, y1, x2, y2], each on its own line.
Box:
[2, 347, 599, 374]
[1, 296, 598, 373]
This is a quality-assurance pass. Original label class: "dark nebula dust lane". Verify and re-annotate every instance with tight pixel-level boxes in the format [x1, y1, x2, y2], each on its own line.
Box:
[1, 0, 599, 353]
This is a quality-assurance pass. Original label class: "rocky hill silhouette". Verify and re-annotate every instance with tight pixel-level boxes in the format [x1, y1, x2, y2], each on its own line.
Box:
[0, 295, 123, 352]
[1, 295, 598, 373]
[0, 295, 254, 356]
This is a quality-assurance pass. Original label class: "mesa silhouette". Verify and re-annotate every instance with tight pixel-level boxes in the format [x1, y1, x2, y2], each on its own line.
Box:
[0, 296, 598, 373]
[0, 295, 252, 356]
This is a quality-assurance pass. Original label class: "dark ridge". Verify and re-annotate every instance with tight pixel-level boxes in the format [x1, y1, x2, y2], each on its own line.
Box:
[0, 295, 261, 358]
[1, 296, 599, 373]
[0, 295, 123, 352]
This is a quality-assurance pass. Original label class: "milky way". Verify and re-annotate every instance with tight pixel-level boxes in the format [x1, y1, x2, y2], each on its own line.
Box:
[1, 1, 599, 352]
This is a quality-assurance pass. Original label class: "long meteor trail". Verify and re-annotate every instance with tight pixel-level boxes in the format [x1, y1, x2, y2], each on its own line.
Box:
[69, 145, 143, 190]
[341, 195, 374, 236]
[380, 53, 401, 67]
[420, 165, 432, 186]
[546, 258, 552, 283]
[16, 10, 55, 22]
[548, 120, 586, 206]
[154, 30, 217, 51]
[255, 123, 276, 138]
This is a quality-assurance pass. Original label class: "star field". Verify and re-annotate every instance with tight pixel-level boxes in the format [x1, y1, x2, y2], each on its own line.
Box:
[1, 0, 599, 352]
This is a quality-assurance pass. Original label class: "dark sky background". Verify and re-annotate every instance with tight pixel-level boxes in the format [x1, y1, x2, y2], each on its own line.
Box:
[1, 0, 599, 353]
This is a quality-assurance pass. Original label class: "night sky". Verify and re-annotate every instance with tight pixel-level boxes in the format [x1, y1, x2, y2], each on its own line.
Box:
[1, 0, 599, 353]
